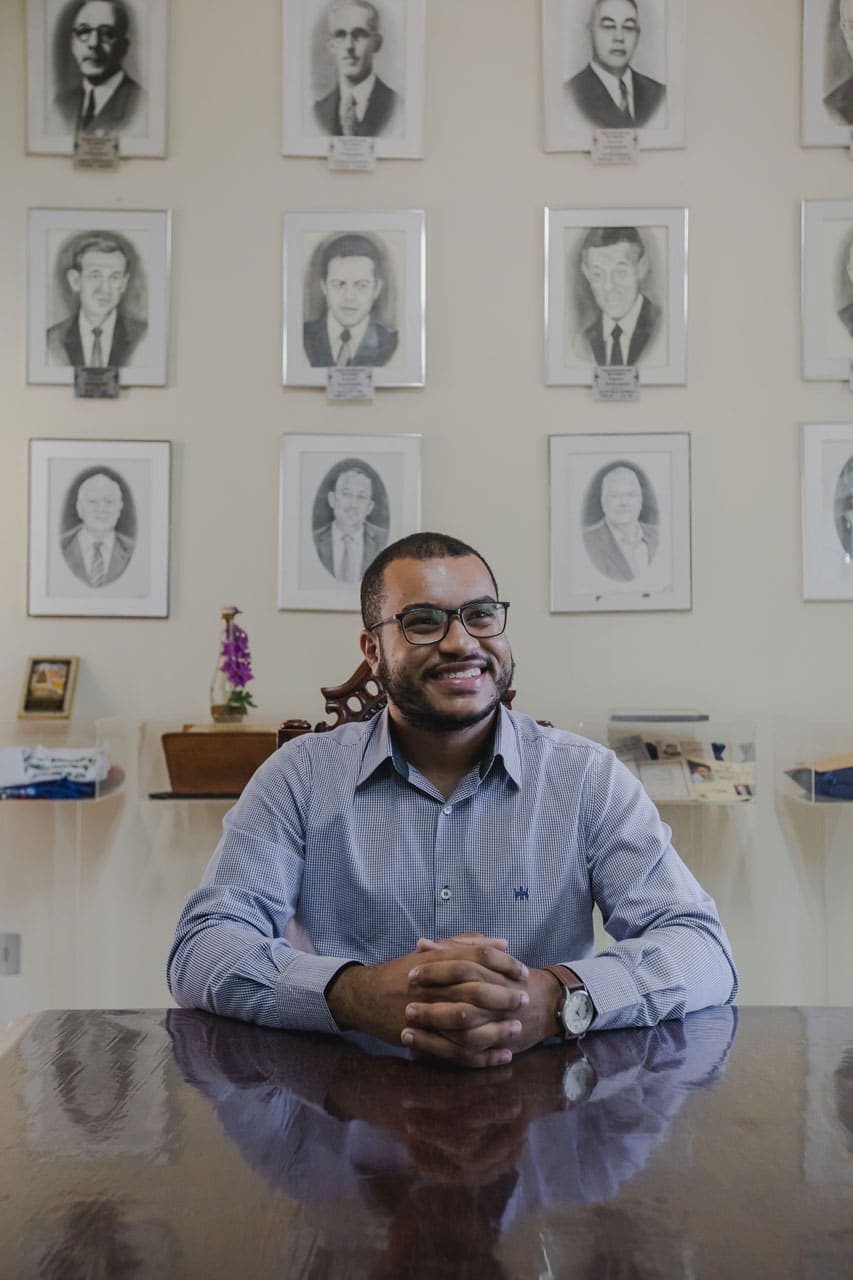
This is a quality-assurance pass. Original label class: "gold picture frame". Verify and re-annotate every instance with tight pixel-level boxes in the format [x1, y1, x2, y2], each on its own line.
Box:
[18, 656, 79, 719]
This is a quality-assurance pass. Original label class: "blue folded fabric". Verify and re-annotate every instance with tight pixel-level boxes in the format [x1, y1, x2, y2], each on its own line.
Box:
[787, 767, 853, 801]
[0, 779, 96, 800]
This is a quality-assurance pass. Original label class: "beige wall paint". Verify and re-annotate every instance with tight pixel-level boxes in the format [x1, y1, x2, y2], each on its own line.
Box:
[1, 1, 852, 1015]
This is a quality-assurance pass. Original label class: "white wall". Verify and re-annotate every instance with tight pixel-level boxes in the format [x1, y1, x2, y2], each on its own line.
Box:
[1, 0, 851, 1016]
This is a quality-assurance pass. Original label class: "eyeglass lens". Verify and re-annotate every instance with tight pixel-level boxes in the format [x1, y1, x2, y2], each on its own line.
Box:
[401, 603, 506, 643]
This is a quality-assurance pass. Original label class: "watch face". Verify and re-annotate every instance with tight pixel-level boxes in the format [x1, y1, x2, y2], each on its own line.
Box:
[563, 989, 594, 1037]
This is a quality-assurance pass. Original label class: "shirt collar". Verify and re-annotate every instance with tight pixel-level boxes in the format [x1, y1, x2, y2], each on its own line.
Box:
[86, 68, 125, 112]
[589, 61, 634, 112]
[342, 72, 376, 116]
[356, 705, 522, 790]
[602, 291, 643, 344]
[326, 312, 370, 353]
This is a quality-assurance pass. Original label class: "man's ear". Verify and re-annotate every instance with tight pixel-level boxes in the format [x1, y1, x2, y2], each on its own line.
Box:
[67, 268, 82, 296]
[360, 627, 381, 674]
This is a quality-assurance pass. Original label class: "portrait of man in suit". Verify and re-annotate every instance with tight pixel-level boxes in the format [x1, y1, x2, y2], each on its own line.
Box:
[313, 460, 389, 583]
[834, 455, 853, 558]
[303, 233, 398, 367]
[824, 0, 853, 124]
[574, 226, 661, 367]
[46, 233, 147, 369]
[60, 471, 135, 588]
[314, 1, 401, 137]
[582, 464, 658, 582]
[565, 0, 665, 129]
[53, 0, 145, 136]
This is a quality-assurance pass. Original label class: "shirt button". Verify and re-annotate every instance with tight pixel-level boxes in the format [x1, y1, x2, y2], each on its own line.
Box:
[442, 805, 452, 815]
[439, 887, 451, 901]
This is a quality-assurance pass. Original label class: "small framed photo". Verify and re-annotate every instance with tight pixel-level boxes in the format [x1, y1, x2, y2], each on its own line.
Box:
[801, 423, 853, 600]
[282, 209, 425, 387]
[541, 0, 685, 152]
[549, 431, 691, 612]
[27, 208, 171, 387]
[802, 0, 853, 146]
[18, 657, 79, 719]
[545, 207, 687, 385]
[28, 438, 171, 617]
[282, 0, 425, 158]
[278, 432, 421, 610]
[26, 0, 168, 157]
[802, 200, 853, 381]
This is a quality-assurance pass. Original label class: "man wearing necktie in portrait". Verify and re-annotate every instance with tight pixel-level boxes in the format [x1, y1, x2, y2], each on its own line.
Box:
[313, 460, 389, 584]
[574, 226, 661, 368]
[60, 471, 135, 589]
[53, 0, 145, 137]
[46, 232, 147, 369]
[313, 0, 401, 137]
[565, 0, 665, 129]
[303, 233, 398, 368]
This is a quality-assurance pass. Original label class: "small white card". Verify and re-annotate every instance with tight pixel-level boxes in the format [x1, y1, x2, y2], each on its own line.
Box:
[74, 366, 120, 398]
[73, 134, 120, 170]
[326, 367, 374, 400]
[592, 366, 640, 401]
[328, 137, 376, 171]
[591, 128, 638, 165]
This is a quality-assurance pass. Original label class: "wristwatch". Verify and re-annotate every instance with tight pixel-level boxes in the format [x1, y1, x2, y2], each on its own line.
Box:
[545, 964, 595, 1039]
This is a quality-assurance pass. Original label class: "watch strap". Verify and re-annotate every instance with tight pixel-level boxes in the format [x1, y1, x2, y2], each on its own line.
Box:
[545, 964, 586, 994]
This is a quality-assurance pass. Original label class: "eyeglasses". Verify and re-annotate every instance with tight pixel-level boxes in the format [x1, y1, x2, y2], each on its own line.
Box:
[368, 600, 510, 646]
[72, 25, 119, 43]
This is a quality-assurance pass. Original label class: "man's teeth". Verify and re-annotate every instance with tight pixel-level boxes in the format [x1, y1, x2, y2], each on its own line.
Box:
[442, 668, 481, 680]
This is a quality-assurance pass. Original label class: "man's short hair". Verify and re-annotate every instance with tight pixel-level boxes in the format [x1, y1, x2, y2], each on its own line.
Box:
[589, 0, 638, 20]
[581, 226, 646, 262]
[320, 234, 384, 282]
[329, 0, 380, 30]
[361, 532, 499, 627]
[74, 0, 130, 42]
[330, 464, 373, 495]
[69, 234, 129, 274]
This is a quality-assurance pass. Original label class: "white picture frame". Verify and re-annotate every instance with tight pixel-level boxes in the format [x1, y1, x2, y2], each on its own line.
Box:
[545, 206, 688, 386]
[802, 200, 853, 382]
[282, 209, 425, 387]
[27, 207, 171, 387]
[802, 0, 853, 147]
[541, 0, 685, 152]
[28, 438, 171, 617]
[278, 432, 421, 611]
[282, 0, 425, 158]
[550, 431, 692, 613]
[802, 422, 853, 601]
[26, 0, 168, 157]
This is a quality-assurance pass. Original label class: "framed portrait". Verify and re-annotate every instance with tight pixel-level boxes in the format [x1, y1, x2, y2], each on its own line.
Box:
[541, 0, 685, 152]
[545, 207, 687, 386]
[282, 0, 425, 158]
[27, 208, 171, 387]
[26, 0, 168, 157]
[802, 0, 853, 146]
[801, 200, 853, 381]
[278, 432, 421, 610]
[802, 423, 853, 600]
[18, 656, 79, 718]
[549, 431, 691, 612]
[28, 438, 171, 617]
[282, 209, 425, 387]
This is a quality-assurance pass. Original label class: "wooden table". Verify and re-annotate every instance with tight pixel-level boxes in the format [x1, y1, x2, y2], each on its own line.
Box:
[0, 1006, 850, 1277]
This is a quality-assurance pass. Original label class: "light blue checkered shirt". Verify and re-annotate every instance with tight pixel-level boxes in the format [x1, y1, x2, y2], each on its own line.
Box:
[168, 708, 737, 1034]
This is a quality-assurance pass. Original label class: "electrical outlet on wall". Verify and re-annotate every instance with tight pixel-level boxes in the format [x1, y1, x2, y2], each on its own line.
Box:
[0, 934, 21, 975]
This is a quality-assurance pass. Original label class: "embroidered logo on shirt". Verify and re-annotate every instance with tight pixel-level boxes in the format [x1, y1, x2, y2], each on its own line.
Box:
[514, 886, 529, 900]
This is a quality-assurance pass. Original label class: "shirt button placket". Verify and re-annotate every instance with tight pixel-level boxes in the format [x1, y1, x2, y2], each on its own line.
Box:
[435, 801, 457, 928]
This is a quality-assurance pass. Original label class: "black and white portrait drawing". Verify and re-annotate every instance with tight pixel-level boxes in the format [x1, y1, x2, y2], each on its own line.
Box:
[550, 432, 691, 612]
[28, 438, 170, 617]
[801, 201, 853, 381]
[312, 458, 390, 583]
[803, 0, 853, 145]
[303, 233, 398, 368]
[28, 208, 171, 386]
[802, 423, 853, 600]
[27, 0, 168, 157]
[278, 433, 421, 610]
[281, 0, 425, 158]
[542, 0, 685, 152]
[545, 207, 686, 386]
[283, 210, 425, 388]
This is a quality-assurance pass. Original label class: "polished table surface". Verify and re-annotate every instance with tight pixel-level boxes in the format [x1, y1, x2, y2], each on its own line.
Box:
[0, 1006, 851, 1278]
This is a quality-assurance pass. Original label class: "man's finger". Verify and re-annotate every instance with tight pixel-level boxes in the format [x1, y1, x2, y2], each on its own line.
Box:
[409, 953, 529, 987]
[407, 981, 528, 1015]
[417, 933, 509, 953]
[401, 1025, 515, 1069]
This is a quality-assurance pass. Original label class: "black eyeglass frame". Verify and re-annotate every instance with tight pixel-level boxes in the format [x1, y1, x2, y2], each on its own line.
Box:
[367, 600, 511, 646]
[72, 24, 121, 41]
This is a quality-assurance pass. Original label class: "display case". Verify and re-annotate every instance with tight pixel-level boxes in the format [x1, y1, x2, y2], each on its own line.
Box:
[775, 721, 853, 805]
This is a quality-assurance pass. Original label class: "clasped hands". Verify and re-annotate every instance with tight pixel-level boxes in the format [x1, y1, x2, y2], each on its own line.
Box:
[327, 932, 563, 1069]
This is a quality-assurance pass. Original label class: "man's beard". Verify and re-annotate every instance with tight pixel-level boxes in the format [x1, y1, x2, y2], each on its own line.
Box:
[376, 649, 516, 732]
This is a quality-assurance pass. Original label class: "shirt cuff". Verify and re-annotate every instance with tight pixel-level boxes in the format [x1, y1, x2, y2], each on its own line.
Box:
[272, 948, 358, 1033]
[559, 956, 643, 1031]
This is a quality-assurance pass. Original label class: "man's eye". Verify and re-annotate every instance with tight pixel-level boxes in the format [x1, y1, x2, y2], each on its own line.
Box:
[405, 611, 442, 631]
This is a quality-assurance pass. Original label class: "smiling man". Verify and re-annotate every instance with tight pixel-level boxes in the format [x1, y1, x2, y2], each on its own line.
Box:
[566, 0, 665, 129]
[314, 0, 400, 137]
[54, 0, 144, 136]
[303, 233, 398, 367]
[169, 532, 736, 1068]
[46, 233, 146, 368]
